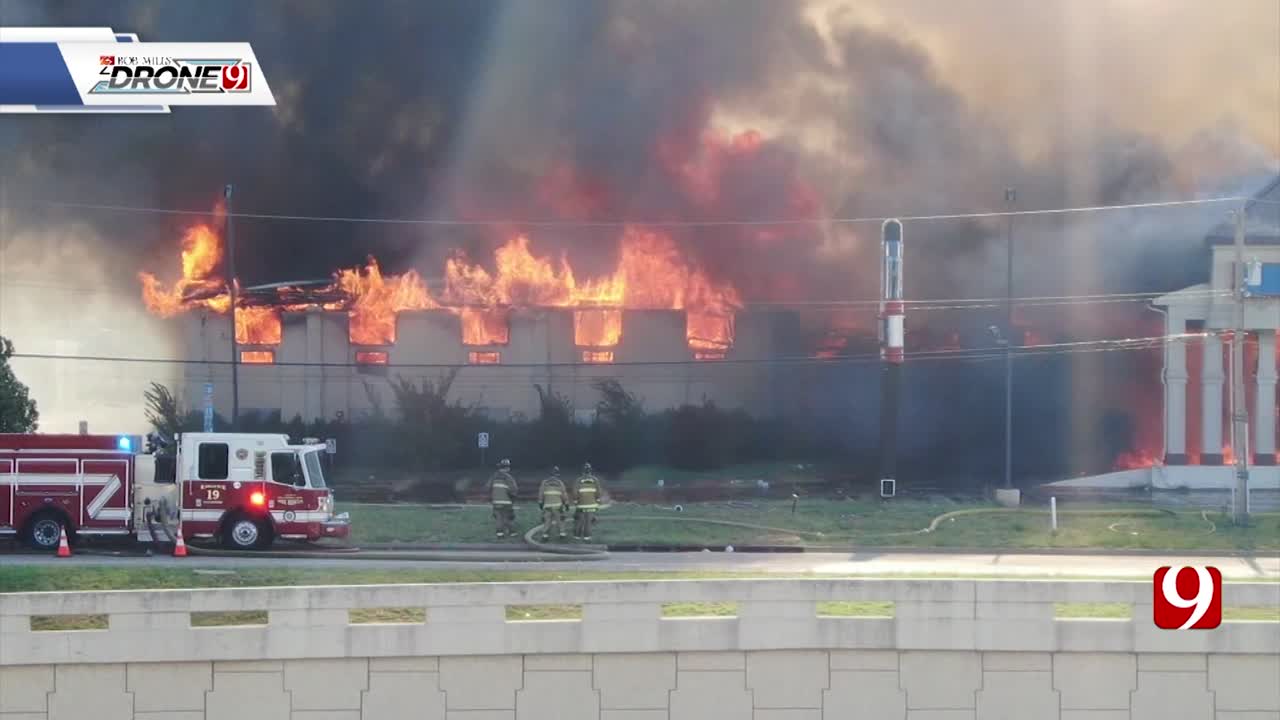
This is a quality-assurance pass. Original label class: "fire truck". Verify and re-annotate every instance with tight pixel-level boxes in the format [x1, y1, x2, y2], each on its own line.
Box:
[0, 432, 350, 551]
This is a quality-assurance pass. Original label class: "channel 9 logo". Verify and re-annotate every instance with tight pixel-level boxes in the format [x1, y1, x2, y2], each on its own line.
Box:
[1153, 565, 1222, 630]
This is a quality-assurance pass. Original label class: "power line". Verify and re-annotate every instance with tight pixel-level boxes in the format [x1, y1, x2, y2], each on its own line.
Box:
[0, 275, 1227, 311]
[742, 289, 1228, 311]
[5, 195, 1247, 228]
[8, 331, 1203, 370]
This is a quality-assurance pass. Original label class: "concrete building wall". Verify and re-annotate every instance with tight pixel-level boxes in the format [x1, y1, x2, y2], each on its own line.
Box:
[180, 308, 780, 424]
[2, 579, 1278, 719]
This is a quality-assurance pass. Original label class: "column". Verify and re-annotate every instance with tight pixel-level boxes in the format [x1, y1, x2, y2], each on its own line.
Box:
[1163, 312, 1189, 464]
[1201, 333, 1225, 464]
[305, 309, 323, 422]
[1255, 329, 1277, 465]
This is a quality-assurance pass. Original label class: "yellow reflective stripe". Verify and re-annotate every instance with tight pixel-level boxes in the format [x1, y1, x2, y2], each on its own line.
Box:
[491, 500, 512, 505]
[577, 504, 598, 510]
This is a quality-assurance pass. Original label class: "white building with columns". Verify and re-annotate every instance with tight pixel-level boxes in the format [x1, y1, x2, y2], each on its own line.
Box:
[1051, 178, 1280, 494]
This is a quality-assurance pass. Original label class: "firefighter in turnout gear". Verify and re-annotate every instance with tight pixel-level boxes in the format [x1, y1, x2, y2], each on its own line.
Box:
[487, 459, 518, 539]
[573, 462, 601, 540]
[538, 466, 569, 541]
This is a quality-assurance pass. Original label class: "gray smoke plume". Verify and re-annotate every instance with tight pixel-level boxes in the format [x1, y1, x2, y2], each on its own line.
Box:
[0, 0, 1275, 467]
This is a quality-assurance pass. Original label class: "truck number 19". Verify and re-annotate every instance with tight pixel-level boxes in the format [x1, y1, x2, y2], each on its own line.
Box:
[204, 488, 222, 502]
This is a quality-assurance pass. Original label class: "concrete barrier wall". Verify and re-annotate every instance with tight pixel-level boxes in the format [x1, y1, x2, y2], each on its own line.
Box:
[2, 579, 1278, 719]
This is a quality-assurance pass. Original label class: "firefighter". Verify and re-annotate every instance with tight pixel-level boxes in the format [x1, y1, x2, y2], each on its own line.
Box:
[573, 462, 601, 540]
[537, 466, 569, 541]
[487, 459, 518, 539]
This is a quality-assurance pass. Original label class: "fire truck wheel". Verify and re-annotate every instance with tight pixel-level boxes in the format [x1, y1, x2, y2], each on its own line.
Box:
[25, 512, 66, 551]
[223, 514, 271, 550]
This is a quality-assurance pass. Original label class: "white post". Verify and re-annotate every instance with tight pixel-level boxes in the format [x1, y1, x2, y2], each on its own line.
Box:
[1202, 333, 1225, 463]
[1162, 310, 1189, 463]
[1254, 329, 1276, 464]
[1050, 496, 1058, 532]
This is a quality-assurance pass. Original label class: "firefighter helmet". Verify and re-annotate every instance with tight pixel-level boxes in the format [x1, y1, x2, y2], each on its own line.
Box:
[498, 458, 511, 469]
[551, 465, 560, 475]
[582, 462, 593, 474]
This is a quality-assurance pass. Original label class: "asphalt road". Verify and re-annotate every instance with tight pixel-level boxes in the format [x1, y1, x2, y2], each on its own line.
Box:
[6, 550, 1278, 579]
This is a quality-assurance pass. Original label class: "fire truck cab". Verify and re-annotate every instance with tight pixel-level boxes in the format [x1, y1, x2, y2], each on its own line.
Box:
[0, 432, 349, 552]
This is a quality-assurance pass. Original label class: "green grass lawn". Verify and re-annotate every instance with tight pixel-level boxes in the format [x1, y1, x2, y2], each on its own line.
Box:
[337, 500, 1280, 551]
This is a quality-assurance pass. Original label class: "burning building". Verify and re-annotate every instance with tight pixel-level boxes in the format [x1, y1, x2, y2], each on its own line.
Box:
[1048, 178, 1280, 495]
[142, 218, 780, 423]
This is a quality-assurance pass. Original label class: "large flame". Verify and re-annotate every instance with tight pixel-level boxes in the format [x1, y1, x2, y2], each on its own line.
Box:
[336, 258, 437, 345]
[460, 307, 510, 346]
[574, 309, 623, 348]
[141, 215, 742, 355]
[138, 223, 225, 318]
[138, 220, 283, 345]
[441, 228, 741, 353]
[236, 306, 282, 345]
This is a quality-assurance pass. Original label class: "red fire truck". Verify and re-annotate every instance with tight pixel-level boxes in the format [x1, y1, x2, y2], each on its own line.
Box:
[0, 432, 349, 551]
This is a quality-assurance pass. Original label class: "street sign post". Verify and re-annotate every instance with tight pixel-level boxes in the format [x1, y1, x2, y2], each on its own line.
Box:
[325, 438, 337, 455]
[203, 383, 214, 432]
[478, 432, 489, 466]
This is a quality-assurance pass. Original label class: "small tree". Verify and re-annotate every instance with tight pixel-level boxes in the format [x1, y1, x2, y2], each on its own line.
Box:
[389, 369, 475, 472]
[0, 336, 38, 432]
[143, 382, 184, 440]
[590, 379, 646, 471]
[531, 383, 578, 468]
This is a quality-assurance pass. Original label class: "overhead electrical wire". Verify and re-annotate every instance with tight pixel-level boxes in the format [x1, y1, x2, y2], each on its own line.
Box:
[0, 194, 1236, 378]
[0, 278, 1229, 312]
[4, 194, 1248, 228]
[7, 331, 1212, 371]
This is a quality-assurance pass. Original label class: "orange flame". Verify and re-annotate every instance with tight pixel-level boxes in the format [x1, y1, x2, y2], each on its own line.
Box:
[240, 350, 275, 364]
[143, 213, 741, 354]
[335, 258, 437, 346]
[236, 306, 282, 345]
[687, 312, 735, 353]
[460, 308, 510, 346]
[138, 223, 226, 318]
[574, 309, 622, 348]
[138, 222, 284, 345]
[439, 228, 740, 352]
[1112, 449, 1159, 471]
[1115, 443, 1265, 470]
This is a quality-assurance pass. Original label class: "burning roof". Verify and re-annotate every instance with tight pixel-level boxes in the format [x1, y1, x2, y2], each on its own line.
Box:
[139, 217, 741, 353]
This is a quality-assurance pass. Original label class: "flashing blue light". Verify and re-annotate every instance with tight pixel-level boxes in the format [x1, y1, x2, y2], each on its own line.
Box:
[117, 436, 132, 452]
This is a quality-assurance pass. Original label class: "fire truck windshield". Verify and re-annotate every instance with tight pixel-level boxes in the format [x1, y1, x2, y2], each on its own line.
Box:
[303, 450, 327, 489]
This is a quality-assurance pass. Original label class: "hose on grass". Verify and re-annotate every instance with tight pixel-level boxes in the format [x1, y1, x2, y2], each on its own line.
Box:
[1201, 510, 1217, 534]
[336, 502, 1263, 550]
[610, 506, 1176, 540]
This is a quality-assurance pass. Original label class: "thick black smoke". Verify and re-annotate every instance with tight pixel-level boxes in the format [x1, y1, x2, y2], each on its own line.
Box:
[0, 0, 1275, 479]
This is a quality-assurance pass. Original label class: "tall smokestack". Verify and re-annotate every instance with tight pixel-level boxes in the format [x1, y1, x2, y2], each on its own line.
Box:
[879, 219, 905, 497]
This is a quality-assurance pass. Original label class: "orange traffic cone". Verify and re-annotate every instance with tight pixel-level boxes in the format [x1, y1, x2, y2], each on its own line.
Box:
[173, 526, 188, 558]
[56, 527, 71, 558]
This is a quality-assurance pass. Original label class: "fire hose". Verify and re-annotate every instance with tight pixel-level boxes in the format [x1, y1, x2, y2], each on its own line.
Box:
[181, 504, 1194, 560]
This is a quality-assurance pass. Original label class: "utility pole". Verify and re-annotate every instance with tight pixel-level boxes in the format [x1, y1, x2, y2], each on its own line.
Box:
[1231, 203, 1249, 523]
[225, 184, 240, 431]
[1004, 188, 1016, 490]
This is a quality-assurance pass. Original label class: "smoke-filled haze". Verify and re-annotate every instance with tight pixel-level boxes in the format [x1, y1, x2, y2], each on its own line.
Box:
[0, 0, 1276, 468]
